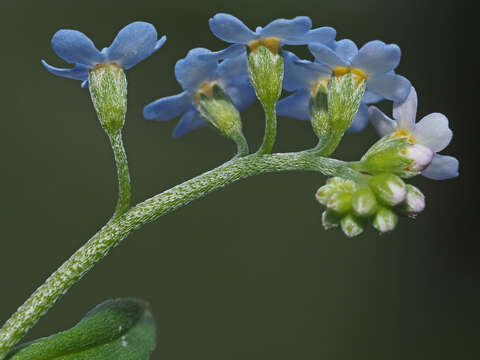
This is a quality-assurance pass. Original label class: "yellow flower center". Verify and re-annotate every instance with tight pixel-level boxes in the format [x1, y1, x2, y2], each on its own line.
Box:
[248, 37, 282, 54]
[194, 81, 217, 104]
[391, 128, 416, 143]
[333, 66, 369, 87]
[311, 79, 329, 97]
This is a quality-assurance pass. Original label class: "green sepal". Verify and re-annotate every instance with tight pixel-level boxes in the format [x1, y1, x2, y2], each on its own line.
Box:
[309, 88, 331, 141]
[340, 214, 365, 238]
[369, 173, 406, 206]
[359, 136, 417, 178]
[5, 299, 156, 360]
[351, 187, 377, 217]
[89, 64, 128, 135]
[316, 177, 356, 207]
[198, 85, 243, 138]
[327, 192, 353, 215]
[247, 45, 284, 107]
[373, 206, 398, 234]
[322, 209, 342, 230]
[328, 74, 366, 135]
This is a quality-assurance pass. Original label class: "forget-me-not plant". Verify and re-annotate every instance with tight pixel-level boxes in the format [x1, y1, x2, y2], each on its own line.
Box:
[0, 15, 460, 360]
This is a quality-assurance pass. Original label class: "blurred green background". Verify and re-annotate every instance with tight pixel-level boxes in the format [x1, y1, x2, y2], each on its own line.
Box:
[0, 0, 477, 359]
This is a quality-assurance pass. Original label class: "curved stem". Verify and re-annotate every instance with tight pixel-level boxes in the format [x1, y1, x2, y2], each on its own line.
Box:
[0, 152, 363, 359]
[108, 130, 131, 218]
[256, 103, 276, 154]
[232, 132, 249, 157]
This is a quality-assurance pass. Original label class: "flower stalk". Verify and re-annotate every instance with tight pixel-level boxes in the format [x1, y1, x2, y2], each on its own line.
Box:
[0, 151, 363, 358]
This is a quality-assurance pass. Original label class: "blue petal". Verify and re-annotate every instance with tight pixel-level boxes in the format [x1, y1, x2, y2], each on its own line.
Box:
[421, 154, 459, 180]
[367, 73, 411, 102]
[51, 29, 105, 67]
[284, 53, 331, 91]
[332, 39, 358, 64]
[174, 48, 219, 92]
[308, 43, 349, 68]
[276, 90, 311, 121]
[41, 60, 89, 81]
[260, 16, 311, 41]
[106, 22, 166, 70]
[362, 90, 384, 104]
[224, 81, 256, 110]
[209, 13, 257, 44]
[347, 103, 369, 132]
[197, 44, 246, 62]
[368, 105, 397, 137]
[173, 109, 206, 137]
[218, 53, 250, 85]
[413, 112, 452, 152]
[352, 40, 401, 75]
[392, 87, 417, 130]
[288, 26, 336, 45]
[143, 92, 191, 120]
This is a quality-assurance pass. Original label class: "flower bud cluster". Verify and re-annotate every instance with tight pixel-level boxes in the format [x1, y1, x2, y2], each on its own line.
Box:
[316, 174, 425, 237]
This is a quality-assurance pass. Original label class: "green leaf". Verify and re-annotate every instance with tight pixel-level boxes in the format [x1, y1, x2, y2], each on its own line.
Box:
[5, 298, 156, 360]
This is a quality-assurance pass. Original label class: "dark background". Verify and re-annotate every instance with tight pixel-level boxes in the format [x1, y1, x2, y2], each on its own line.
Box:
[0, 1, 477, 359]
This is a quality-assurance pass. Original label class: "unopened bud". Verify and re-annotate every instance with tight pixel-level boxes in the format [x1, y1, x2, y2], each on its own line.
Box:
[327, 192, 352, 215]
[373, 207, 398, 233]
[403, 144, 434, 172]
[360, 137, 433, 178]
[369, 173, 406, 206]
[197, 84, 243, 139]
[399, 184, 426, 216]
[315, 177, 355, 206]
[351, 188, 377, 217]
[341, 214, 364, 237]
[322, 209, 341, 230]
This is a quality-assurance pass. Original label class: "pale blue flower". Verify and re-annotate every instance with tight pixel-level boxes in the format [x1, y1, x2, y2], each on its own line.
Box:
[308, 39, 411, 103]
[369, 87, 459, 180]
[208, 13, 335, 48]
[42, 22, 166, 87]
[276, 51, 381, 132]
[143, 47, 255, 137]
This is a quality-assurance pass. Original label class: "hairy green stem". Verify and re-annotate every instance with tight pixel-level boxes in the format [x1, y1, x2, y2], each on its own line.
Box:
[108, 130, 131, 218]
[232, 132, 250, 157]
[257, 103, 277, 154]
[0, 152, 363, 358]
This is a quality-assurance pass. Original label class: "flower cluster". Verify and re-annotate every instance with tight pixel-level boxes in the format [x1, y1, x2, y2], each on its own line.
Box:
[41, 15, 460, 238]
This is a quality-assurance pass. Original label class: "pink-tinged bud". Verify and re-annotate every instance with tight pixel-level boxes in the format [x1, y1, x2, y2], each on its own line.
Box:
[404, 144, 434, 171]
[399, 184, 426, 216]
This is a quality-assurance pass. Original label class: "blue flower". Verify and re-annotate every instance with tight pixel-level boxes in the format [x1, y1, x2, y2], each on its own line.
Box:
[143, 47, 255, 137]
[42, 22, 166, 87]
[369, 87, 459, 180]
[208, 13, 335, 50]
[276, 51, 379, 132]
[308, 39, 411, 103]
